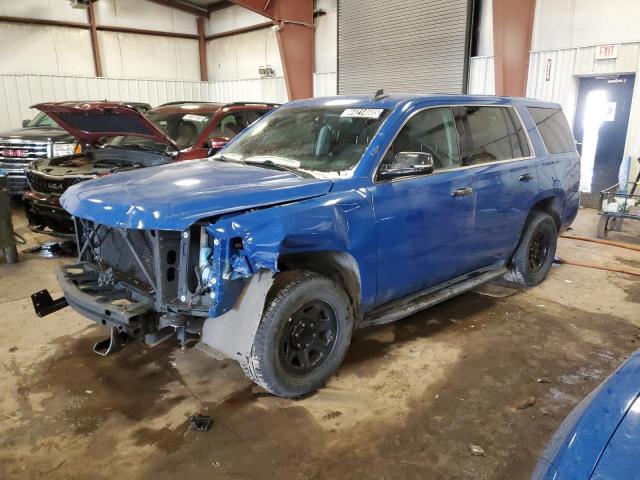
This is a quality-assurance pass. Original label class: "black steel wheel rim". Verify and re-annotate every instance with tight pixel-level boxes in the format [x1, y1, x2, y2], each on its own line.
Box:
[528, 230, 550, 273]
[279, 300, 338, 375]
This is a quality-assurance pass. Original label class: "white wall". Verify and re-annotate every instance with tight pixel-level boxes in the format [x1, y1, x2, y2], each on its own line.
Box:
[0, 0, 201, 80]
[532, 0, 640, 51]
[476, 0, 493, 57]
[315, 0, 337, 74]
[0, 23, 94, 76]
[94, 0, 197, 35]
[208, 28, 282, 81]
[99, 32, 200, 80]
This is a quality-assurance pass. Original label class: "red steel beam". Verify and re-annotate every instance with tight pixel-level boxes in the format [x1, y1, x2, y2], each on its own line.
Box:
[197, 17, 208, 81]
[0, 15, 89, 29]
[87, 3, 103, 77]
[492, 0, 536, 96]
[205, 21, 272, 40]
[230, 0, 314, 100]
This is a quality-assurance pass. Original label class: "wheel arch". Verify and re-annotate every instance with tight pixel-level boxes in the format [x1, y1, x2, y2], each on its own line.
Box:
[277, 250, 363, 321]
[529, 194, 564, 231]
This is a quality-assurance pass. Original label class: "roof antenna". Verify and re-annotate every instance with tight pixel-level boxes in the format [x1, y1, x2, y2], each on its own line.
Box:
[373, 89, 388, 101]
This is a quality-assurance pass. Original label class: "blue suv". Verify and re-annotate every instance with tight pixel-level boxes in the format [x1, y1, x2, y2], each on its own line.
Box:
[33, 93, 580, 397]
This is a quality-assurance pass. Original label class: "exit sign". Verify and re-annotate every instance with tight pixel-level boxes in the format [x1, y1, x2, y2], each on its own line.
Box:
[595, 44, 618, 60]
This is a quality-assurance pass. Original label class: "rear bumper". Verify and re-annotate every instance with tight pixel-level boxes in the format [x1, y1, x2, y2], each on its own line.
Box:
[57, 263, 155, 337]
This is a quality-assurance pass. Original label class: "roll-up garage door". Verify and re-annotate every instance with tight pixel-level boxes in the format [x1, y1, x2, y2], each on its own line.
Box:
[338, 0, 471, 94]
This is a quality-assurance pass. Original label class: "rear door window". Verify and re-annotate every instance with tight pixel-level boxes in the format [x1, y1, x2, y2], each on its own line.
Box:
[454, 106, 529, 165]
[527, 107, 576, 154]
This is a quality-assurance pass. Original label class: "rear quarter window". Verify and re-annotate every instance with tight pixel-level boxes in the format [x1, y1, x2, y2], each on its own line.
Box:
[528, 107, 577, 154]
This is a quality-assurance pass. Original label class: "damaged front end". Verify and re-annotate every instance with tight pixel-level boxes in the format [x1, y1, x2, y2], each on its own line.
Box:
[34, 216, 266, 356]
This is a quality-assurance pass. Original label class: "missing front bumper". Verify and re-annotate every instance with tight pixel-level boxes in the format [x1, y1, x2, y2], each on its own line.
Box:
[55, 263, 155, 337]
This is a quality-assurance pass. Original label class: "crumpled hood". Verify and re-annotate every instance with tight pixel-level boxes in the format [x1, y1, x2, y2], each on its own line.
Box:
[60, 159, 334, 231]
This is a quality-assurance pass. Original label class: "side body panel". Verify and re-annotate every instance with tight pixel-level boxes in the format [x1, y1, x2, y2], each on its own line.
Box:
[205, 182, 379, 315]
[370, 169, 477, 305]
[520, 106, 581, 232]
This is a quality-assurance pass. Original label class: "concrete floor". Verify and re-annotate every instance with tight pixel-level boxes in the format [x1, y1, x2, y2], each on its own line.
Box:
[0, 205, 639, 480]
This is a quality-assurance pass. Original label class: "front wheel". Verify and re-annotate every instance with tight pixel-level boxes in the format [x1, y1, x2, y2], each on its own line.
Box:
[506, 212, 558, 286]
[242, 271, 353, 397]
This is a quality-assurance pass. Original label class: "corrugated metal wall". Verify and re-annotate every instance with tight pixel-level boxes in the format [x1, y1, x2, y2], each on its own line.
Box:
[468, 56, 495, 95]
[0, 74, 288, 132]
[313, 72, 337, 97]
[338, 0, 470, 94]
[527, 50, 579, 123]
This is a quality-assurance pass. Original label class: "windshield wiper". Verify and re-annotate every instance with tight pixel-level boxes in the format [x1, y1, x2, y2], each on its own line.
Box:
[213, 153, 246, 164]
[242, 156, 312, 178]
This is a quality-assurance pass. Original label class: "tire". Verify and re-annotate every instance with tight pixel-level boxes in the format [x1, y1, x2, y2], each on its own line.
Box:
[242, 270, 353, 398]
[506, 211, 558, 286]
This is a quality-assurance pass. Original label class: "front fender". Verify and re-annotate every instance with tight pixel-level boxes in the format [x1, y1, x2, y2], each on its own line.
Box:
[205, 187, 377, 316]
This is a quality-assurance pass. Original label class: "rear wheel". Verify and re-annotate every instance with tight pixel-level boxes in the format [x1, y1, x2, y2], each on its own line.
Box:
[506, 212, 558, 286]
[242, 271, 353, 397]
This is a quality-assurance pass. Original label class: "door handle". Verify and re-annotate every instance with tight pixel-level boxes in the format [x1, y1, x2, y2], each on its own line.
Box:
[518, 173, 534, 182]
[451, 187, 473, 197]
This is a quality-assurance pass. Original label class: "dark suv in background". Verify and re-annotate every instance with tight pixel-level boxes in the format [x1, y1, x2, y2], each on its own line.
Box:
[23, 101, 277, 236]
[0, 102, 150, 195]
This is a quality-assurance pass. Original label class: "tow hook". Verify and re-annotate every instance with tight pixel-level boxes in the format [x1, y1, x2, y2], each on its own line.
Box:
[93, 327, 129, 356]
[31, 289, 68, 317]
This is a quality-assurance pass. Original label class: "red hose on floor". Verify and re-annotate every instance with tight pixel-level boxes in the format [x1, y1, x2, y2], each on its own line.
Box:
[560, 234, 640, 252]
[555, 258, 640, 277]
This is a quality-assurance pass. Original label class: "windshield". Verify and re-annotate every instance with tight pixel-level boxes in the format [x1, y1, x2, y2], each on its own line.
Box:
[146, 110, 214, 149]
[102, 135, 171, 153]
[28, 112, 60, 128]
[219, 106, 389, 178]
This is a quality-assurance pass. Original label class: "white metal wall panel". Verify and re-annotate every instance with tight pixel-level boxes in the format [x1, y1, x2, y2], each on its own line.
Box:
[468, 56, 495, 95]
[338, 0, 470, 94]
[527, 49, 578, 124]
[99, 31, 201, 81]
[206, 77, 287, 104]
[0, 24, 94, 76]
[0, 0, 88, 23]
[0, 74, 288, 132]
[94, 0, 197, 35]
[314, 72, 338, 97]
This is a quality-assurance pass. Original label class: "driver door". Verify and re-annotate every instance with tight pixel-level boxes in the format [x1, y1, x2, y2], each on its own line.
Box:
[370, 106, 477, 306]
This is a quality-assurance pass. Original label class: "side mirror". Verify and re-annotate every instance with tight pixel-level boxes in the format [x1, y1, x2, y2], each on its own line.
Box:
[380, 152, 434, 178]
[22, 119, 30, 128]
[206, 136, 229, 153]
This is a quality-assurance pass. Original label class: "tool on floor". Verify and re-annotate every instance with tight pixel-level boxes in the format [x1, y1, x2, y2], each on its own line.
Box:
[0, 174, 19, 264]
[190, 415, 213, 432]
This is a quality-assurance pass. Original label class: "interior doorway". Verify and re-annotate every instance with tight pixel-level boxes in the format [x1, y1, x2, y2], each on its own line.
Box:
[573, 74, 635, 207]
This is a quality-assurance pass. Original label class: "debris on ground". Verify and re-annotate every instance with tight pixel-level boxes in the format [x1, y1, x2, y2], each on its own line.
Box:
[516, 396, 537, 410]
[190, 415, 213, 432]
[469, 444, 485, 457]
[536, 377, 551, 384]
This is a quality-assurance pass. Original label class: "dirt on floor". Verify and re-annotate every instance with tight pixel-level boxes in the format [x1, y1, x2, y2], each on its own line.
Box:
[0, 207, 638, 480]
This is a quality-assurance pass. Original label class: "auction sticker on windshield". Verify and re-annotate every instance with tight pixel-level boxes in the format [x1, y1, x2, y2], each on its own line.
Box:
[340, 108, 385, 119]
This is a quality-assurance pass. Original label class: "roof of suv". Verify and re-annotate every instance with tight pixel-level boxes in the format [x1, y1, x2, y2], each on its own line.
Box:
[286, 94, 562, 111]
[152, 101, 280, 114]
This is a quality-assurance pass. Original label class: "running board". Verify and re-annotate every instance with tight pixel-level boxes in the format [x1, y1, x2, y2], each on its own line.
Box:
[360, 267, 509, 328]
